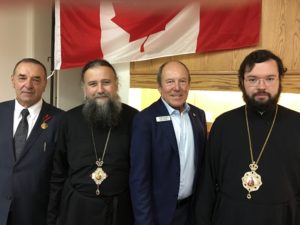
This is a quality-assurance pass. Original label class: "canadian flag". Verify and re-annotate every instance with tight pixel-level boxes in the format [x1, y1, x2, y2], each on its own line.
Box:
[54, 0, 261, 70]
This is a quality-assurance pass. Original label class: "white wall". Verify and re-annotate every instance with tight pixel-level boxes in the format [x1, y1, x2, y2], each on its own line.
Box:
[56, 68, 82, 110]
[114, 62, 130, 104]
[0, 4, 52, 102]
[0, 5, 32, 102]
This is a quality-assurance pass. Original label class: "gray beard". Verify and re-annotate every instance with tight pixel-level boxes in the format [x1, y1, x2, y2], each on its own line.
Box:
[82, 94, 122, 128]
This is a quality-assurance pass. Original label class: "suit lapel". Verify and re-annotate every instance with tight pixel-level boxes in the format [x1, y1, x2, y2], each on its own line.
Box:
[189, 109, 206, 143]
[188, 108, 206, 165]
[3, 101, 17, 162]
[164, 118, 178, 151]
[156, 99, 178, 151]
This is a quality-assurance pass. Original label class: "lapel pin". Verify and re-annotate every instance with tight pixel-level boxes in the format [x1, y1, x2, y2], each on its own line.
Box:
[41, 122, 48, 129]
[41, 114, 52, 129]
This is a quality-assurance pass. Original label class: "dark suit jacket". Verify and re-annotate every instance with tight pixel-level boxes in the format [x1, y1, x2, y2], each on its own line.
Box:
[0, 100, 63, 225]
[130, 99, 207, 225]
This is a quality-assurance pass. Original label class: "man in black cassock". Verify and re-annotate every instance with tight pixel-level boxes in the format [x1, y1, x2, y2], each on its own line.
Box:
[194, 49, 300, 225]
[47, 59, 138, 225]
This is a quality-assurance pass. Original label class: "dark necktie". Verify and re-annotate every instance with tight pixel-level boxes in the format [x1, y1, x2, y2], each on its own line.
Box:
[14, 108, 29, 160]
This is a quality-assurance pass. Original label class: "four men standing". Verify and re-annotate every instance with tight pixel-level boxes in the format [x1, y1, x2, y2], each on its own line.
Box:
[1, 50, 300, 225]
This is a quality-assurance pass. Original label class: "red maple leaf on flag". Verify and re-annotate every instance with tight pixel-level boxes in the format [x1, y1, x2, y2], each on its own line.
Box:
[111, 3, 185, 52]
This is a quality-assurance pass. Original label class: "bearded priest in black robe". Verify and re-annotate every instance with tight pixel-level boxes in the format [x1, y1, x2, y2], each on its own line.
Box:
[47, 59, 138, 225]
[194, 49, 300, 225]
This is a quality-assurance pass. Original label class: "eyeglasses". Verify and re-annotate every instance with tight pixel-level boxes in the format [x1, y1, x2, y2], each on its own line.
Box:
[244, 76, 278, 86]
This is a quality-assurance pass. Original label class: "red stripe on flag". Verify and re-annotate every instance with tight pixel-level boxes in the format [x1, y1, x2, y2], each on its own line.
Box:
[197, 1, 261, 52]
[60, 1, 102, 69]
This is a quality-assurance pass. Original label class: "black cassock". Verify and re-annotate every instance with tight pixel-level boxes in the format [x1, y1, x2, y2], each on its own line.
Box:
[47, 104, 138, 225]
[195, 105, 300, 225]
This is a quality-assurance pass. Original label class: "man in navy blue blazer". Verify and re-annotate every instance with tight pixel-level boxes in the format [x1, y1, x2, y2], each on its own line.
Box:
[0, 58, 63, 225]
[130, 60, 207, 225]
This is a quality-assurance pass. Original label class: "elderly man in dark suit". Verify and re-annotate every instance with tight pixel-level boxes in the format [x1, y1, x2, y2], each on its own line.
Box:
[130, 60, 207, 225]
[0, 58, 63, 225]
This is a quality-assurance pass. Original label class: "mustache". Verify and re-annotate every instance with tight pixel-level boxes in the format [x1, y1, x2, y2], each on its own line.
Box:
[253, 91, 271, 96]
[94, 92, 110, 98]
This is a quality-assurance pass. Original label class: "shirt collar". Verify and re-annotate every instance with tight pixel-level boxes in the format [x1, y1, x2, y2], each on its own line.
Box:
[14, 98, 43, 118]
[161, 97, 190, 115]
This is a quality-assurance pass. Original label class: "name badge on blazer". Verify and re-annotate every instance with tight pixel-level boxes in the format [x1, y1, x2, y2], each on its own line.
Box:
[156, 116, 171, 122]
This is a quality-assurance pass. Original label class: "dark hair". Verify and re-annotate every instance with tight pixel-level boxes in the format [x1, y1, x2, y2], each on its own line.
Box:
[238, 49, 287, 89]
[13, 58, 47, 77]
[81, 59, 118, 83]
[156, 60, 191, 86]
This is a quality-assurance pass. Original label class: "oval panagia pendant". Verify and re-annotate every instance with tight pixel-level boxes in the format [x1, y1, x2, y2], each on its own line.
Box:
[241, 163, 262, 199]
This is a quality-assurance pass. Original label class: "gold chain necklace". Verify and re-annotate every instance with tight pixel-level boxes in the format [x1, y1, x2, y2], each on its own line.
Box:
[90, 127, 111, 196]
[241, 105, 278, 199]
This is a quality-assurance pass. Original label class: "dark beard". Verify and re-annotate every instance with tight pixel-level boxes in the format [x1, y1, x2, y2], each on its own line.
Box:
[242, 86, 281, 112]
[82, 94, 122, 128]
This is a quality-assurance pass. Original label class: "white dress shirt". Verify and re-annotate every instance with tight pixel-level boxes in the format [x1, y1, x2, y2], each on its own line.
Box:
[13, 99, 43, 138]
[161, 98, 195, 200]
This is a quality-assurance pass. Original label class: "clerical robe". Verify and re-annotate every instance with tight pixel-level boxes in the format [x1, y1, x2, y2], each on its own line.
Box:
[195, 105, 300, 225]
[47, 104, 138, 225]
